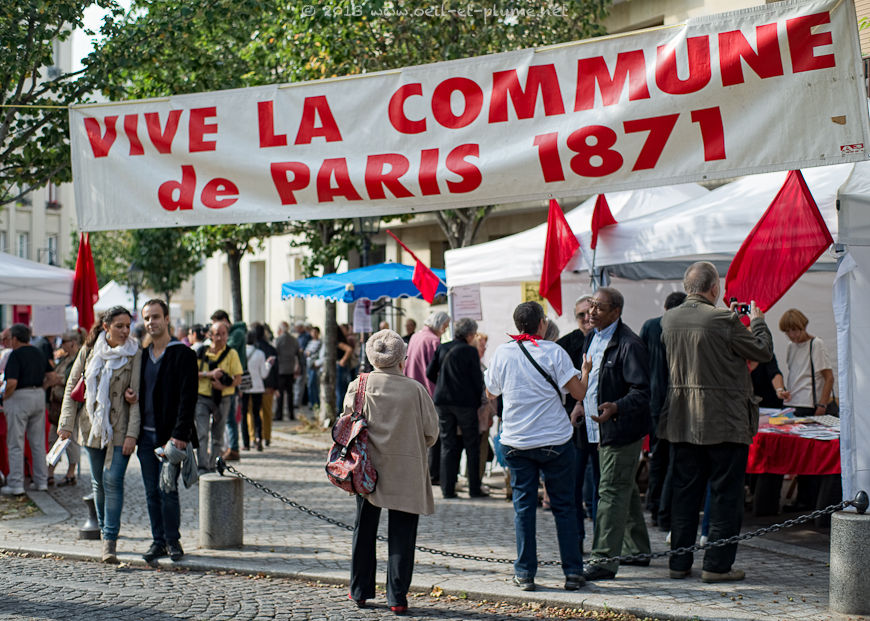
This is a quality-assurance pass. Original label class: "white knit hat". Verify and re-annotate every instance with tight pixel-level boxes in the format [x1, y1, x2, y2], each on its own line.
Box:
[366, 329, 406, 369]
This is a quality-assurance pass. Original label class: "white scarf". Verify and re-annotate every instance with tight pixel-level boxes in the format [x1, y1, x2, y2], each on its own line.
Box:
[85, 331, 139, 448]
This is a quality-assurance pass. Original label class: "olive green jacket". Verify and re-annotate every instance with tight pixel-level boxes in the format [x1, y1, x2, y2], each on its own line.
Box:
[658, 295, 773, 446]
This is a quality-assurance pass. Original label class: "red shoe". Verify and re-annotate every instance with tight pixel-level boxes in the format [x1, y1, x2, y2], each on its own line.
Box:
[390, 605, 408, 614]
[348, 593, 366, 608]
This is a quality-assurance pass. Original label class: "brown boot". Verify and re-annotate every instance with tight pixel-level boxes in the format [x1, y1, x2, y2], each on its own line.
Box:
[222, 449, 240, 461]
[101, 539, 118, 564]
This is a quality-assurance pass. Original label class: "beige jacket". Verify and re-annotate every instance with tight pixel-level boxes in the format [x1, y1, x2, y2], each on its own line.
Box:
[342, 366, 439, 515]
[58, 344, 143, 450]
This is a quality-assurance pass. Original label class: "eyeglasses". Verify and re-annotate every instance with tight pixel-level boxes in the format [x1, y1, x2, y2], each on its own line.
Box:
[588, 301, 613, 310]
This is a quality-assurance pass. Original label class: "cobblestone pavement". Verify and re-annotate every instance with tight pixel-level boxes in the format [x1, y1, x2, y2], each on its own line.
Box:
[0, 552, 609, 620]
[0, 416, 840, 621]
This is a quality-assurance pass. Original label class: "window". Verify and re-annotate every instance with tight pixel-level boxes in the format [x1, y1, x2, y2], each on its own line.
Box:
[46, 183, 61, 209]
[17, 232, 29, 259]
[46, 235, 58, 265]
[0, 231, 7, 253]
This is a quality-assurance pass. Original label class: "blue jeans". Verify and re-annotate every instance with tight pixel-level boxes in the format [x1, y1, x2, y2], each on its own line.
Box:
[85, 445, 131, 541]
[224, 393, 239, 451]
[138, 430, 181, 546]
[307, 367, 320, 408]
[504, 440, 581, 579]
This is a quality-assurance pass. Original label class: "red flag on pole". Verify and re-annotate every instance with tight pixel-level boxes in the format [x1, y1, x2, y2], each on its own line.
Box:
[590, 194, 618, 250]
[539, 199, 580, 316]
[724, 170, 833, 312]
[72, 233, 99, 330]
[385, 229, 442, 303]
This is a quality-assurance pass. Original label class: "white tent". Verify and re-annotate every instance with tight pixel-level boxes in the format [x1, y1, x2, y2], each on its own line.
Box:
[94, 280, 135, 312]
[0, 253, 73, 306]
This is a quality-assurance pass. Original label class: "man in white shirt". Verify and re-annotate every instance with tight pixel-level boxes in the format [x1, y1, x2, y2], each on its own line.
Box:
[485, 301, 589, 593]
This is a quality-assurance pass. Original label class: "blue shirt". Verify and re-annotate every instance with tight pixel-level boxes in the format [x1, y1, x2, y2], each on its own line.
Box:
[582, 320, 618, 443]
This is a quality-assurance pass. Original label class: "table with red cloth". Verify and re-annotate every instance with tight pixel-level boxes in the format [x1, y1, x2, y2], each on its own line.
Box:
[746, 417, 841, 516]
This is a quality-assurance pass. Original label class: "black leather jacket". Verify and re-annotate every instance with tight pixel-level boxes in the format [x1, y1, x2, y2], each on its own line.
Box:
[583, 319, 651, 447]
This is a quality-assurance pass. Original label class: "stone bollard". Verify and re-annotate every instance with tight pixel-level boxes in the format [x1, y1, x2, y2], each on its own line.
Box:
[199, 473, 244, 549]
[829, 509, 870, 615]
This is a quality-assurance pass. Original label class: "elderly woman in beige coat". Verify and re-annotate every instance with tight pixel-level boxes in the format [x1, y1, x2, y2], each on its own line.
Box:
[58, 306, 141, 563]
[344, 329, 438, 615]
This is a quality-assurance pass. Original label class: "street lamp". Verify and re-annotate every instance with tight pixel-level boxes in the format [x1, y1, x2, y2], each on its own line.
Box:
[127, 262, 144, 318]
[354, 217, 381, 268]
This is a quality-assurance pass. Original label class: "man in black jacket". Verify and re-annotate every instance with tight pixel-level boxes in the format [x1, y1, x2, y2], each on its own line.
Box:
[426, 317, 486, 499]
[138, 299, 199, 565]
[581, 287, 651, 581]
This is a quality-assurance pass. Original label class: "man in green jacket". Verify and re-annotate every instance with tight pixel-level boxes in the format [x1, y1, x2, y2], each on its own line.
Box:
[659, 261, 772, 584]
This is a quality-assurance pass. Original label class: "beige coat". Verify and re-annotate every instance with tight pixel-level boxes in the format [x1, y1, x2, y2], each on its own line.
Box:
[342, 366, 438, 515]
[58, 344, 142, 450]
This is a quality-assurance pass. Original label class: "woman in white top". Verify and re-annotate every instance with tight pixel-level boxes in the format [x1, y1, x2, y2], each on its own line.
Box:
[778, 308, 834, 417]
[242, 329, 271, 451]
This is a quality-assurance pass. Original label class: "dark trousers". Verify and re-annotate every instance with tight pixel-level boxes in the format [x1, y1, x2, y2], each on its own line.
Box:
[350, 495, 419, 608]
[240, 392, 263, 447]
[138, 429, 181, 547]
[428, 438, 441, 484]
[275, 373, 295, 420]
[657, 442, 675, 529]
[574, 430, 599, 543]
[669, 442, 749, 574]
[648, 433, 670, 521]
[437, 405, 481, 496]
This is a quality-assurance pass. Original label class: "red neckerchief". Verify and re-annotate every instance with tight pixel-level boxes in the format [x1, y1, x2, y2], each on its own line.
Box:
[509, 333, 541, 347]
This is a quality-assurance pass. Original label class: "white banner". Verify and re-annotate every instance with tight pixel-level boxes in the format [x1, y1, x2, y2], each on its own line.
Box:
[70, 0, 869, 231]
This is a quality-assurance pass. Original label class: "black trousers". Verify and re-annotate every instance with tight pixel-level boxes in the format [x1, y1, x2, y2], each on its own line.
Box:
[437, 405, 481, 496]
[648, 433, 671, 522]
[350, 495, 419, 608]
[428, 438, 441, 484]
[669, 442, 749, 574]
[240, 392, 263, 447]
[275, 373, 295, 420]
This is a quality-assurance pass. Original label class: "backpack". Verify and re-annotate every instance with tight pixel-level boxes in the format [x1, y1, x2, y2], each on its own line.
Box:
[325, 373, 378, 495]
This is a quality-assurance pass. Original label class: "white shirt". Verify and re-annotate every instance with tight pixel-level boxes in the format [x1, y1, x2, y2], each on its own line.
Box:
[243, 345, 269, 394]
[485, 339, 579, 449]
[784, 337, 831, 408]
[582, 320, 618, 443]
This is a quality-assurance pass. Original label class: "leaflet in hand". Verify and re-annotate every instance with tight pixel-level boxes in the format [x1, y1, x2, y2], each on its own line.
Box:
[46, 437, 71, 467]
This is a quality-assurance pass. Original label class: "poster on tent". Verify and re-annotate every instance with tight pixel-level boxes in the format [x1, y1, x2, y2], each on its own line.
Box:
[70, 0, 870, 231]
[450, 284, 482, 321]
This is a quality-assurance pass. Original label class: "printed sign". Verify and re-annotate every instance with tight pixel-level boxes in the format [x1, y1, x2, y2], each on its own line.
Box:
[70, 0, 869, 231]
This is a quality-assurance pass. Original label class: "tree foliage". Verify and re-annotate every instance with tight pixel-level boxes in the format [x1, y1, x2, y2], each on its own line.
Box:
[128, 228, 201, 305]
[67, 229, 132, 288]
[0, 0, 122, 208]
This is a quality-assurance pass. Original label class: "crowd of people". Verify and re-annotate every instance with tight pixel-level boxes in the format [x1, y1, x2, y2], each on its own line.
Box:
[0, 263, 838, 613]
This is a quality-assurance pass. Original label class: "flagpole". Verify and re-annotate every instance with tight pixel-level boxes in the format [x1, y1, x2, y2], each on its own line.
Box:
[385, 229, 448, 287]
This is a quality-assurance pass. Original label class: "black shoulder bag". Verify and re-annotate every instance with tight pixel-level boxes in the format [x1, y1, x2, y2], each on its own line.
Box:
[516, 341, 564, 405]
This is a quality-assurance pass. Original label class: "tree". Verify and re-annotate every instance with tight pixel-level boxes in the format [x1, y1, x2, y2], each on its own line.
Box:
[128, 228, 201, 305]
[185, 223, 288, 322]
[0, 0, 121, 208]
[67, 229, 132, 288]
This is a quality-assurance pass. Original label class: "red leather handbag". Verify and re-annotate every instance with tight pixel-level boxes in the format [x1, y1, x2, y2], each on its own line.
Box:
[70, 377, 86, 403]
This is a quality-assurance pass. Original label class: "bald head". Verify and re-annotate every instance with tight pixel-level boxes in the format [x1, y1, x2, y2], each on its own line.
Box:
[684, 261, 719, 298]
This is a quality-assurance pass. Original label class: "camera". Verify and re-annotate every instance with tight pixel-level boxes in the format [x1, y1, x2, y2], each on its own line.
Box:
[218, 372, 235, 386]
[729, 297, 750, 316]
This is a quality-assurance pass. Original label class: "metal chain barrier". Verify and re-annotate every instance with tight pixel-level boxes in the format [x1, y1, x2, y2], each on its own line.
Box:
[216, 458, 868, 568]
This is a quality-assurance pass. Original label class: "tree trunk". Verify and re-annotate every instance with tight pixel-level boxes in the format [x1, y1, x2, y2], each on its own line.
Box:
[320, 300, 337, 427]
[435, 206, 495, 249]
[226, 246, 243, 322]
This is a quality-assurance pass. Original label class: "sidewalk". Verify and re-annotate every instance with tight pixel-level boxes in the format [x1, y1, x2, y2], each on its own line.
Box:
[0, 417, 843, 621]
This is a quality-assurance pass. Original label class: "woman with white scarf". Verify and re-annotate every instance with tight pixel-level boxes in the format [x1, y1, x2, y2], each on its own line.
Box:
[59, 306, 142, 563]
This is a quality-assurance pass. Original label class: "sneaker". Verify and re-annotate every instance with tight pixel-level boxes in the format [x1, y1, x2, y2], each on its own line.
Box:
[27, 482, 48, 492]
[699, 535, 709, 546]
[347, 593, 366, 608]
[389, 605, 408, 615]
[701, 568, 745, 583]
[167, 540, 184, 562]
[669, 569, 691, 579]
[512, 575, 536, 591]
[564, 574, 585, 590]
[0, 485, 25, 496]
[142, 542, 168, 565]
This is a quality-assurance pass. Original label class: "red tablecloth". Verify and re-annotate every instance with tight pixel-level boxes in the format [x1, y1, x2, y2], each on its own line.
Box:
[746, 430, 840, 475]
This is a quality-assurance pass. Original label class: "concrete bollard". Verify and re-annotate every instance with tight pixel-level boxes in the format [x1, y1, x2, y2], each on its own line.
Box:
[199, 473, 244, 549]
[829, 510, 870, 615]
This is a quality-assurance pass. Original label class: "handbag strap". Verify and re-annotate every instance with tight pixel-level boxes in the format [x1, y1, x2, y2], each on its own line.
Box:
[516, 341, 563, 403]
[353, 372, 369, 414]
[809, 338, 817, 406]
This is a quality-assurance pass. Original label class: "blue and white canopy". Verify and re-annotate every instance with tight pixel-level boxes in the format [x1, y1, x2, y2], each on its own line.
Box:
[281, 262, 446, 303]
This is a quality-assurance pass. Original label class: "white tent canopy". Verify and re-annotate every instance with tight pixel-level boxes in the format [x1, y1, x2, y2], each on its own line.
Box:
[445, 183, 710, 288]
[95, 280, 135, 312]
[0, 253, 73, 306]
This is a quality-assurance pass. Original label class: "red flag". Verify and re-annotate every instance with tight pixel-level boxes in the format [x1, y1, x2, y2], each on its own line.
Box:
[72, 233, 99, 330]
[724, 170, 833, 313]
[539, 199, 580, 316]
[590, 194, 618, 250]
[385, 229, 442, 303]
